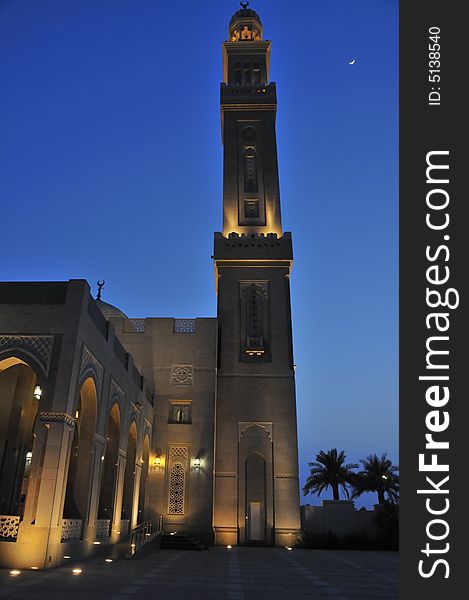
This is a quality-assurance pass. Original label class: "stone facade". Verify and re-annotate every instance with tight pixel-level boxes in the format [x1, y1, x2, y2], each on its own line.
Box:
[0, 5, 300, 568]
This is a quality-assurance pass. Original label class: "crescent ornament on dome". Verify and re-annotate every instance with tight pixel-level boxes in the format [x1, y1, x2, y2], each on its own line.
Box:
[240, 1, 249, 9]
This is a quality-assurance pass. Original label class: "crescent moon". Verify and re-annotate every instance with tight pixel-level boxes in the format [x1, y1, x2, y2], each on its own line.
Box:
[349, 59, 356, 65]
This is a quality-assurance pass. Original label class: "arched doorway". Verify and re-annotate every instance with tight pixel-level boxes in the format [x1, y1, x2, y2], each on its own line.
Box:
[98, 403, 121, 523]
[0, 357, 39, 517]
[63, 377, 97, 521]
[121, 420, 137, 527]
[137, 434, 150, 524]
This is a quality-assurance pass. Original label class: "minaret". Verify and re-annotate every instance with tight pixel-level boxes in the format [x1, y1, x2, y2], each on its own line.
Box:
[213, 3, 301, 547]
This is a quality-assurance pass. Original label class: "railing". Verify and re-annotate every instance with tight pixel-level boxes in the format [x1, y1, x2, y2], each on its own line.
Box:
[128, 515, 163, 557]
[96, 519, 111, 539]
[61, 519, 82, 542]
[0, 515, 20, 540]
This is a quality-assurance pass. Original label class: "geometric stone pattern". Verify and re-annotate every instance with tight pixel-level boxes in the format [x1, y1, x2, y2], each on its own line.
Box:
[0, 334, 54, 375]
[110, 379, 125, 404]
[79, 344, 104, 391]
[130, 319, 145, 333]
[168, 464, 185, 515]
[96, 519, 111, 538]
[168, 447, 188, 515]
[174, 319, 196, 333]
[0, 515, 20, 539]
[39, 412, 76, 427]
[60, 519, 82, 542]
[171, 365, 193, 386]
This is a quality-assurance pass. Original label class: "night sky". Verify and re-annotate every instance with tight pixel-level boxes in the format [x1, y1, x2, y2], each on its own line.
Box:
[1, 0, 398, 507]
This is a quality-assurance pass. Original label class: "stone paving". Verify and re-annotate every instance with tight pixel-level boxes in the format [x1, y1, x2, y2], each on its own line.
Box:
[0, 544, 399, 599]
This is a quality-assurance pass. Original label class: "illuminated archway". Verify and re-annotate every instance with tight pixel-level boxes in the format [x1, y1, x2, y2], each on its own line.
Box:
[63, 377, 97, 520]
[0, 357, 39, 516]
[98, 403, 121, 522]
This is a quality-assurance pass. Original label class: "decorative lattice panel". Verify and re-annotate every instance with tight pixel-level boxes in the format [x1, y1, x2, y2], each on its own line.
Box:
[96, 519, 111, 538]
[167, 447, 188, 515]
[169, 447, 188, 461]
[0, 335, 54, 375]
[61, 519, 82, 542]
[168, 464, 185, 515]
[174, 319, 196, 333]
[0, 515, 20, 539]
[130, 319, 145, 333]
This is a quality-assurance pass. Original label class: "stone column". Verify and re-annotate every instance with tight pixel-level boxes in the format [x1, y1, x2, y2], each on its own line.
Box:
[16, 412, 75, 569]
[83, 434, 106, 545]
[131, 462, 142, 530]
[111, 451, 126, 540]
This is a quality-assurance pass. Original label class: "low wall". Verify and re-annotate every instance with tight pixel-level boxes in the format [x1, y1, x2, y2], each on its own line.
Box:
[301, 500, 377, 538]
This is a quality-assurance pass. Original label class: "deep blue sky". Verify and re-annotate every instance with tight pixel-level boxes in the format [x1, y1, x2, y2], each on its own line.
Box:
[1, 0, 398, 507]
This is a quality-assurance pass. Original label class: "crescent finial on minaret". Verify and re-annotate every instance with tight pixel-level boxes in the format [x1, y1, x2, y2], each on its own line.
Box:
[96, 280, 105, 301]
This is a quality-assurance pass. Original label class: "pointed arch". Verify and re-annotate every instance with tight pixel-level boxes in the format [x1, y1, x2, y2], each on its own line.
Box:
[0, 356, 40, 516]
[63, 377, 98, 523]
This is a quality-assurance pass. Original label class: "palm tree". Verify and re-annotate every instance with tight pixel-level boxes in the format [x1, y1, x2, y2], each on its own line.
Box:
[303, 448, 358, 501]
[350, 453, 399, 504]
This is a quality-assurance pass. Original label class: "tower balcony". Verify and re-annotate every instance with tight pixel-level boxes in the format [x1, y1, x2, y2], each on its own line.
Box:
[220, 82, 277, 107]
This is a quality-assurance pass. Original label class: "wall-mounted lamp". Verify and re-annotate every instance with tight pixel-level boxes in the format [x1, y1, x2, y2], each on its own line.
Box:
[193, 457, 201, 469]
[33, 385, 42, 400]
[153, 455, 162, 469]
[75, 409, 80, 420]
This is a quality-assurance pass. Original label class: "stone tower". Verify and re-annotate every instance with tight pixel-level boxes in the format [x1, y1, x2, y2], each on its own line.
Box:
[213, 4, 301, 547]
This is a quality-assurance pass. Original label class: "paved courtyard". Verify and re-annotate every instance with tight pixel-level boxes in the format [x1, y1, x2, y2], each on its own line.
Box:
[0, 544, 399, 599]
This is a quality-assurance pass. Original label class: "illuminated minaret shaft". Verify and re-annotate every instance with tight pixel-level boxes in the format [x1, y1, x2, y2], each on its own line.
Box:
[213, 3, 300, 547]
[221, 6, 282, 237]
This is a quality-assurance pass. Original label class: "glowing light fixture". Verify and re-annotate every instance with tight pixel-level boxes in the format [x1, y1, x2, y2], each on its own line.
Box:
[33, 385, 42, 400]
[193, 457, 201, 469]
[31, 567, 39, 570]
[63, 556, 71, 559]
[72, 568, 82, 575]
[93, 541, 101, 545]
[105, 559, 113, 563]
[10, 570, 21, 576]
[75, 409, 79, 419]
[286, 546, 293, 551]
[153, 455, 162, 468]
[227, 545, 232, 549]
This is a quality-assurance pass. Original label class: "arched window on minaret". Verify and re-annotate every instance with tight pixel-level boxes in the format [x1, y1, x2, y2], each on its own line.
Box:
[244, 284, 266, 355]
[234, 62, 241, 85]
[244, 148, 258, 193]
[253, 62, 261, 86]
[243, 62, 251, 86]
[242, 127, 256, 142]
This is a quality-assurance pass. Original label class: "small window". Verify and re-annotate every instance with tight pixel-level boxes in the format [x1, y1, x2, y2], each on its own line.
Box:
[169, 402, 192, 424]
[245, 200, 260, 219]
[242, 127, 256, 142]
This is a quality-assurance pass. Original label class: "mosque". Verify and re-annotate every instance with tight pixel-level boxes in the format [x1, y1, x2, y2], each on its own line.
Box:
[0, 3, 301, 569]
